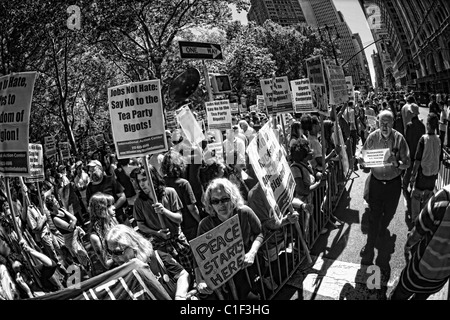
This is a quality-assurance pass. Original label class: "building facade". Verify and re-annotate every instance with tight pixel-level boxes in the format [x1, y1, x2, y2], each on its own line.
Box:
[247, 0, 306, 27]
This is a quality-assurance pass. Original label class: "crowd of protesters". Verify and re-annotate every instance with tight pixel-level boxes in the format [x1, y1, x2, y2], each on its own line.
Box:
[1, 88, 450, 300]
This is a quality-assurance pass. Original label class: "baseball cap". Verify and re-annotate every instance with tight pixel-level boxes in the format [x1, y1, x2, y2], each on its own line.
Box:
[87, 160, 103, 168]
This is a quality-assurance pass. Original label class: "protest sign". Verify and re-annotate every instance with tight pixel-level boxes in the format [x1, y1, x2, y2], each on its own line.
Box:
[25, 144, 44, 183]
[189, 215, 244, 291]
[165, 110, 178, 130]
[290, 78, 315, 113]
[59, 142, 71, 160]
[176, 104, 205, 146]
[345, 76, 354, 101]
[247, 120, 296, 220]
[260, 76, 293, 114]
[44, 135, 57, 157]
[326, 63, 348, 105]
[205, 100, 232, 131]
[230, 102, 239, 114]
[362, 148, 391, 167]
[32, 259, 171, 300]
[0, 72, 37, 177]
[256, 95, 265, 113]
[108, 79, 167, 159]
[305, 56, 329, 116]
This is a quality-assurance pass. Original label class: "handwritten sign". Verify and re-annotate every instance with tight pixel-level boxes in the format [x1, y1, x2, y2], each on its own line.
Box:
[190, 215, 244, 291]
[0, 72, 37, 177]
[108, 79, 167, 159]
[205, 100, 232, 131]
[247, 120, 296, 219]
[290, 78, 315, 113]
[362, 148, 391, 167]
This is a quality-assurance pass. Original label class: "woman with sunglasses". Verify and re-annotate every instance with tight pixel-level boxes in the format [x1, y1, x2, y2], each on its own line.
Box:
[105, 224, 190, 300]
[88, 192, 118, 275]
[195, 178, 263, 300]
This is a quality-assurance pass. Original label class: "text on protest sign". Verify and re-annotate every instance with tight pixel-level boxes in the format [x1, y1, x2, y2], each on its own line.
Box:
[189, 215, 244, 291]
[25, 144, 44, 183]
[205, 100, 232, 131]
[44, 135, 57, 157]
[59, 142, 71, 160]
[260, 76, 293, 114]
[290, 78, 315, 113]
[326, 63, 348, 105]
[108, 79, 167, 159]
[306, 56, 329, 115]
[247, 120, 296, 220]
[0, 72, 37, 177]
[362, 148, 391, 167]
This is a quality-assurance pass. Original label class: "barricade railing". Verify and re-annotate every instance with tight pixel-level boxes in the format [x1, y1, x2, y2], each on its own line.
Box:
[249, 161, 348, 300]
[436, 148, 450, 191]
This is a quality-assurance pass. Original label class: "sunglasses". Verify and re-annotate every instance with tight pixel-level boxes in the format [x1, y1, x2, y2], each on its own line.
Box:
[210, 197, 231, 205]
[106, 246, 129, 256]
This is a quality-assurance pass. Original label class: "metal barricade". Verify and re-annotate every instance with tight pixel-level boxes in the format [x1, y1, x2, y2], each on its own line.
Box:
[249, 160, 348, 300]
[436, 149, 450, 191]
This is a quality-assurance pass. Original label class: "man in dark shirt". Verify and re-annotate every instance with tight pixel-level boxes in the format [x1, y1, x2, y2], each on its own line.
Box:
[86, 160, 128, 225]
[403, 104, 425, 218]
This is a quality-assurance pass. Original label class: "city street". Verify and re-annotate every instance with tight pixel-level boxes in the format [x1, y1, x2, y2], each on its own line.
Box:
[275, 106, 450, 300]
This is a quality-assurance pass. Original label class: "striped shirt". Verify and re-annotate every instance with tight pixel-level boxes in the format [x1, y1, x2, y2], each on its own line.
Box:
[399, 186, 450, 293]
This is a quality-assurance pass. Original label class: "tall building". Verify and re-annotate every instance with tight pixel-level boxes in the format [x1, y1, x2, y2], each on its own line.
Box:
[298, 0, 372, 92]
[372, 50, 384, 90]
[353, 33, 373, 89]
[393, 0, 450, 94]
[247, 0, 306, 27]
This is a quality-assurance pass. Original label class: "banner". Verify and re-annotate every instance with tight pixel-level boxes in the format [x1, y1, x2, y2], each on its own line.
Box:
[345, 76, 354, 102]
[176, 105, 205, 146]
[260, 76, 293, 114]
[305, 56, 329, 116]
[33, 259, 171, 300]
[326, 63, 348, 105]
[108, 79, 167, 159]
[189, 215, 244, 291]
[290, 78, 315, 113]
[362, 148, 391, 167]
[0, 72, 37, 177]
[247, 120, 296, 220]
[205, 100, 232, 131]
[25, 143, 44, 183]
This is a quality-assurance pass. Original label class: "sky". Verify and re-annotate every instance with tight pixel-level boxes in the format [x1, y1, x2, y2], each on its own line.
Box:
[231, 0, 377, 86]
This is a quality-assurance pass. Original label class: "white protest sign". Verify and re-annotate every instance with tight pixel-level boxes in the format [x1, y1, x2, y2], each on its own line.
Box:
[230, 102, 239, 114]
[59, 142, 71, 160]
[176, 105, 205, 146]
[326, 63, 348, 105]
[345, 76, 354, 101]
[205, 100, 232, 131]
[362, 148, 391, 167]
[44, 135, 57, 157]
[108, 79, 167, 159]
[0, 72, 37, 177]
[247, 119, 296, 219]
[25, 144, 44, 183]
[306, 56, 329, 116]
[290, 78, 315, 113]
[204, 142, 224, 164]
[190, 215, 244, 291]
[260, 76, 293, 114]
[256, 95, 265, 113]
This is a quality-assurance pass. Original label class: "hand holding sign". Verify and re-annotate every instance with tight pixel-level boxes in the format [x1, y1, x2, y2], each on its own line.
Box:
[361, 148, 392, 168]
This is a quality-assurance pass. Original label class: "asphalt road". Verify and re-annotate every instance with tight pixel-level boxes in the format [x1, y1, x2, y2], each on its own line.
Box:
[275, 106, 449, 300]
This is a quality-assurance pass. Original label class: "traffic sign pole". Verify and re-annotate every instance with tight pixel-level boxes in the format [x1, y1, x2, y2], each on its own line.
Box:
[203, 60, 214, 102]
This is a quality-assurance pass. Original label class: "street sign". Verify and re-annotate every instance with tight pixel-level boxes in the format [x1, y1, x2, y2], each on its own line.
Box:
[178, 41, 223, 60]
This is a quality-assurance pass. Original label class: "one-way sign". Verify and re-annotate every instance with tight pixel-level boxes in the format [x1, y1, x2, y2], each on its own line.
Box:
[178, 41, 223, 60]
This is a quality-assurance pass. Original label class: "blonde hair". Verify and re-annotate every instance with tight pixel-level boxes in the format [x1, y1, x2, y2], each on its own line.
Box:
[89, 192, 115, 220]
[105, 224, 154, 264]
[202, 178, 244, 217]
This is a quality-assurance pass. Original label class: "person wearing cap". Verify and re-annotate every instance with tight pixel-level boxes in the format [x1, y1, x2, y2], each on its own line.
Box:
[86, 159, 128, 225]
[358, 110, 410, 263]
[404, 103, 425, 220]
